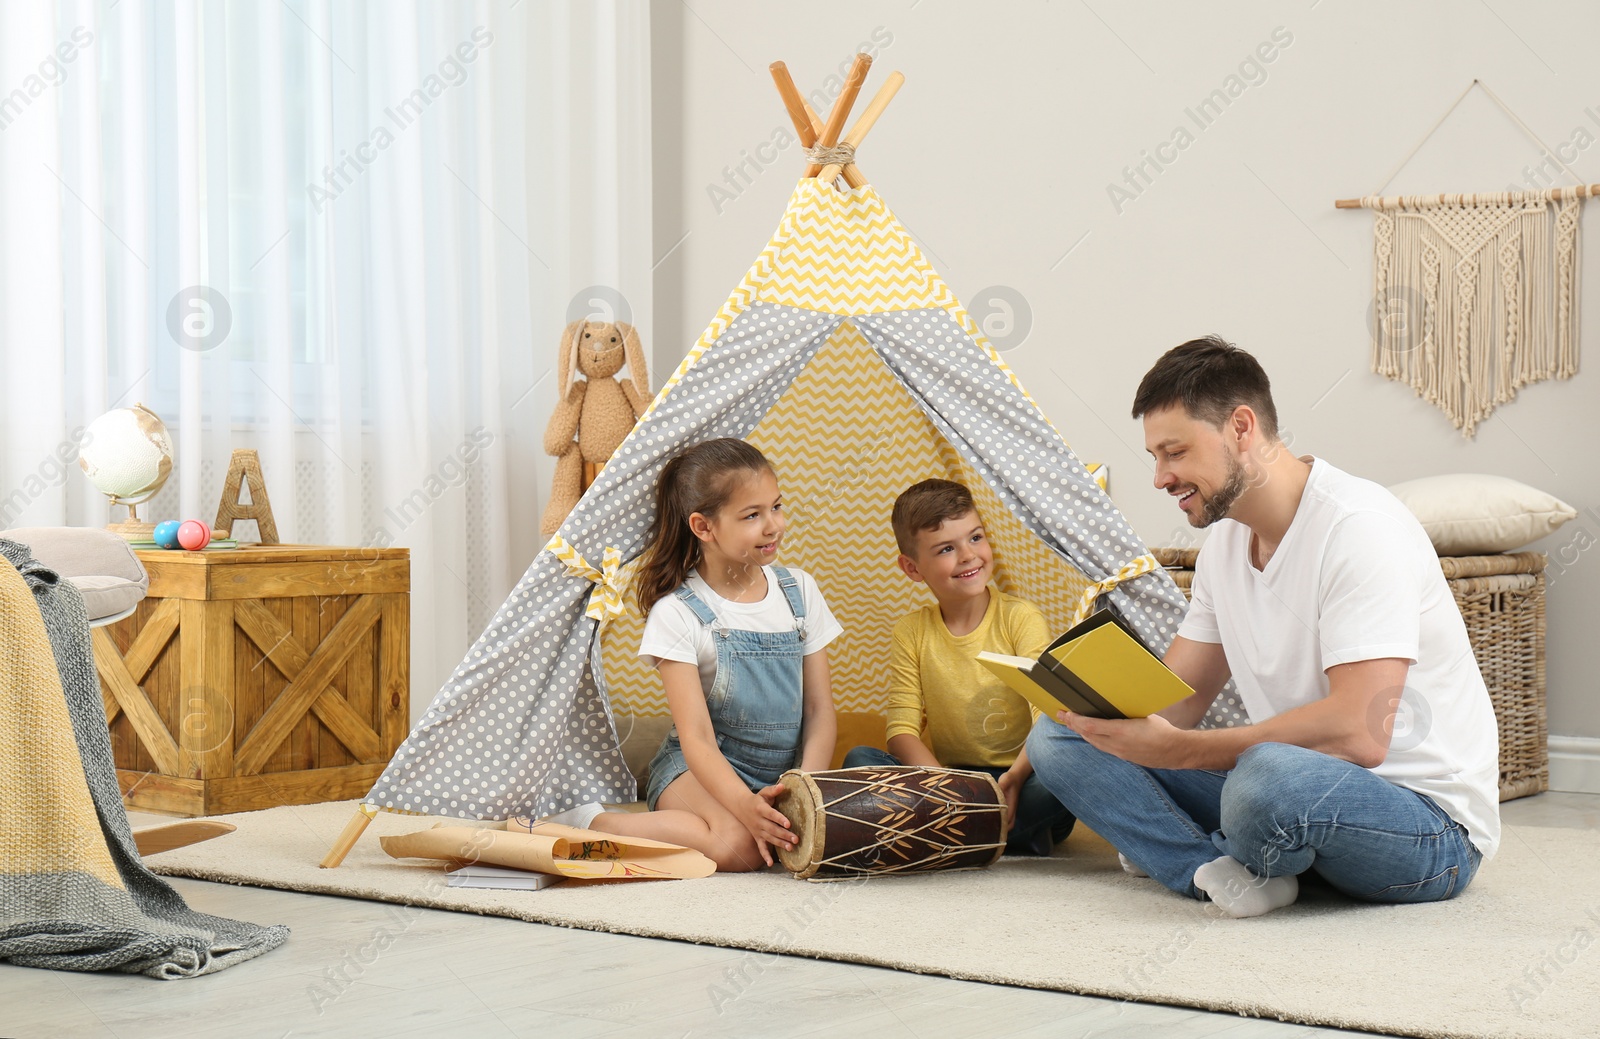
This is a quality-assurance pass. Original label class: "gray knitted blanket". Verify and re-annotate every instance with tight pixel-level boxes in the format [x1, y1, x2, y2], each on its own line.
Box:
[0, 537, 288, 977]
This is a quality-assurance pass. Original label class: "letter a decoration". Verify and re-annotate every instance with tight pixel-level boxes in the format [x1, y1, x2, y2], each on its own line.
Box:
[214, 449, 281, 544]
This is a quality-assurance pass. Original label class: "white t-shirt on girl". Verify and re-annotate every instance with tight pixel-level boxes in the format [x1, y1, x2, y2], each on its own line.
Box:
[1177, 457, 1502, 860]
[638, 566, 843, 695]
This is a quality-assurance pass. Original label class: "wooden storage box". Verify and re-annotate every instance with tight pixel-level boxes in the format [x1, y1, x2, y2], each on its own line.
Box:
[1151, 547, 1548, 801]
[92, 545, 410, 816]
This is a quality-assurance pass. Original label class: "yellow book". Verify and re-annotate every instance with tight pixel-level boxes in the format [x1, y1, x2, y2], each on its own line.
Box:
[977, 610, 1193, 719]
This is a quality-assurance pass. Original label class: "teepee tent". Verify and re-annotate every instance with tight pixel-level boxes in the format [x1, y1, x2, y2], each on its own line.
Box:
[321, 58, 1242, 866]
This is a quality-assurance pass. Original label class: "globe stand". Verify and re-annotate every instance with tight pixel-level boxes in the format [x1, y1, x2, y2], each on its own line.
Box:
[106, 499, 157, 541]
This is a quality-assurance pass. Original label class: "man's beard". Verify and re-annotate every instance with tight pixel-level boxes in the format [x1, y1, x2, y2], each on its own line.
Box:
[1192, 454, 1249, 527]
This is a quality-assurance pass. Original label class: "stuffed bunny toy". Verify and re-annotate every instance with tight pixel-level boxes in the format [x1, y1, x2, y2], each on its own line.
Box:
[540, 320, 649, 534]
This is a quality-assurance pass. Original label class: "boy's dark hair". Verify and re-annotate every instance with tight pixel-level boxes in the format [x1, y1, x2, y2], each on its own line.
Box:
[892, 479, 978, 555]
[1131, 335, 1280, 441]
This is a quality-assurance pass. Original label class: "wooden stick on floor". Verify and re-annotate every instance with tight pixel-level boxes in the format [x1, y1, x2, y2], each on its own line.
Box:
[133, 820, 237, 857]
[318, 804, 377, 868]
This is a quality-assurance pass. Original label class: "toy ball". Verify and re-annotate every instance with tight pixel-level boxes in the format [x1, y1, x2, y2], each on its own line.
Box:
[176, 519, 211, 551]
[152, 520, 183, 550]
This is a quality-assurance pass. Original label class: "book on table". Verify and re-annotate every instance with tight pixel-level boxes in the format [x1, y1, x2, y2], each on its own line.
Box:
[445, 864, 563, 890]
[976, 609, 1194, 719]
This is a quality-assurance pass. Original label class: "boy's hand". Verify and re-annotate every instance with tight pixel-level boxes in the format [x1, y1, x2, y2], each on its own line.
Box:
[996, 769, 1023, 837]
[738, 784, 795, 866]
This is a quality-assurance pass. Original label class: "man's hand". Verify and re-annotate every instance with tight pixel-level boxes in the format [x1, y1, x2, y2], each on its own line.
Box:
[1058, 711, 1192, 770]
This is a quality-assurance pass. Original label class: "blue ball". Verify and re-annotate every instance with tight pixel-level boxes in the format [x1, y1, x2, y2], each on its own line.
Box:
[152, 520, 182, 550]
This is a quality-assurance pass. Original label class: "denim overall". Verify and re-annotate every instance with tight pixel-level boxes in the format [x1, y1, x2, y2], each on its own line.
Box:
[644, 566, 808, 810]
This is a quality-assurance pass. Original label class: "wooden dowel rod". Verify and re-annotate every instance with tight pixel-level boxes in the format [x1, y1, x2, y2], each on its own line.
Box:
[779, 61, 864, 187]
[820, 71, 904, 185]
[804, 102, 866, 189]
[1336, 183, 1600, 209]
[803, 101, 823, 134]
[318, 805, 376, 868]
[805, 53, 872, 178]
[769, 61, 817, 148]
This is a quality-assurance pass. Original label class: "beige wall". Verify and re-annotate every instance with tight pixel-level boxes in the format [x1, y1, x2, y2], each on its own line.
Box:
[648, 1, 1600, 740]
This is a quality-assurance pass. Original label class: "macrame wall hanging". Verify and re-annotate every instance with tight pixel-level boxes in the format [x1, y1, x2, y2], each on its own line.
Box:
[1337, 81, 1584, 437]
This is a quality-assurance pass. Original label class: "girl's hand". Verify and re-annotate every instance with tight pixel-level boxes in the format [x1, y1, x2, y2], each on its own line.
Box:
[738, 784, 795, 866]
[996, 769, 1023, 837]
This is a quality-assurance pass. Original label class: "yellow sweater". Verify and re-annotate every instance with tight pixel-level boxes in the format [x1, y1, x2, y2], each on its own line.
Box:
[885, 589, 1050, 768]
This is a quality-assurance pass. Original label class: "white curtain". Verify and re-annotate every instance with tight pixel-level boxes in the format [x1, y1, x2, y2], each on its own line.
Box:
[0, 0, 654, 713]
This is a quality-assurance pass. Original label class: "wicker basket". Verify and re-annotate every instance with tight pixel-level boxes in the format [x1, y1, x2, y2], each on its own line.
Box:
[1151, 548, 1548, 801]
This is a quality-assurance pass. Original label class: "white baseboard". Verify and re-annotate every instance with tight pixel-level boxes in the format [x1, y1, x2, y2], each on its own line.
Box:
[1548, 735, 1600, 794]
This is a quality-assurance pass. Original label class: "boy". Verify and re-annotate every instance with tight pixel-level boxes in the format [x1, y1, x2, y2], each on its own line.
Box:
[842, 479, 1076, 856]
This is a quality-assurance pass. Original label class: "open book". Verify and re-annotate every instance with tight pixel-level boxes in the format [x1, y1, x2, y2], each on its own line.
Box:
[977, 609, 1193, 719]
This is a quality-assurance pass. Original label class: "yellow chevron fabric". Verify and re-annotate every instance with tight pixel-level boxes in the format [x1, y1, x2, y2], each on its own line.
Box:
[545, 536, 627, 628]
[750, 180, 944, 315]
[596, 178, 1103, 718]
[599, 322, 1095, 717]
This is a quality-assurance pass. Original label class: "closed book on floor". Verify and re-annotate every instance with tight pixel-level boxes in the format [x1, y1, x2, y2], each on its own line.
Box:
[445, 864, 563, 890]
[977, 609, 1193, 719]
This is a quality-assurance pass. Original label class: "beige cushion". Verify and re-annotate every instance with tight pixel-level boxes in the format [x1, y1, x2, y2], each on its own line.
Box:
[2, 526, 148, 621]
[1388, 474, 1578, 555]
[615, 714, 673, 786]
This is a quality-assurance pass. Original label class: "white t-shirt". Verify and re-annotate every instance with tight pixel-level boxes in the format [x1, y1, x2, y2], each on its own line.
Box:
[1178, 457, 1502, 860]
[638, 566, 843, 695]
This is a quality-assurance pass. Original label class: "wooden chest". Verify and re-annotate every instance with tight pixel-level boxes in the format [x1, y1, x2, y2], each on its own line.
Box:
[92, 545, 410, 816]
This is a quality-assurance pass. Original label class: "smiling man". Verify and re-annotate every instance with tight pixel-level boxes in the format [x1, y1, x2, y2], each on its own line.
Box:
[1026, 335, 1501, 917]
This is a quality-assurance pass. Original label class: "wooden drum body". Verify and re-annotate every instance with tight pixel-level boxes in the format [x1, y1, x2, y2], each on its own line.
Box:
[774, 765, 1005, 881]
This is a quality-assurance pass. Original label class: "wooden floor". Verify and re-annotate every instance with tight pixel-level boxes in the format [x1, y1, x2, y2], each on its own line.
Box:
[3, 792, 1594, 1039]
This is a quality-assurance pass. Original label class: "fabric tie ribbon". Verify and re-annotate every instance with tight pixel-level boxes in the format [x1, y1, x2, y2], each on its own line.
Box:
[546, 536, 627, 628]
[1069, 552, 1160, 626]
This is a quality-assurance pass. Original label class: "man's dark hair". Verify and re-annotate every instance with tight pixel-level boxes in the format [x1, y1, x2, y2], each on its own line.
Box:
[1130, 335, 1280, 440]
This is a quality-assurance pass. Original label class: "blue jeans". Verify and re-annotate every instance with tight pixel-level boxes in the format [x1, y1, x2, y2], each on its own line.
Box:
[1025, 721, 1482, 903]
[840, 746, 1077, 856]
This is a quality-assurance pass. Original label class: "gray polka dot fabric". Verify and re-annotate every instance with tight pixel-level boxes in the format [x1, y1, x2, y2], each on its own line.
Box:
[364, 302, 1243, 822]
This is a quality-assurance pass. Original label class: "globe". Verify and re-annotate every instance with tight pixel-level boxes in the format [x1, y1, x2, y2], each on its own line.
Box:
[79, 404, 173, 532]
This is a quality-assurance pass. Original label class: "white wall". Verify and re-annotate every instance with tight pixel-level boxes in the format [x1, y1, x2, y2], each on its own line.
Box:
[648, 0, 1600, 742]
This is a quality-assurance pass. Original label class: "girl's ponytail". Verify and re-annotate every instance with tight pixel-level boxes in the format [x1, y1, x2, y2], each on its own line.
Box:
[635, 439, 773, 617]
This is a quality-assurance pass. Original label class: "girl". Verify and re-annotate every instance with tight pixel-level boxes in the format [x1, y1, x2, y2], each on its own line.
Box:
[547, 438, 840, 872]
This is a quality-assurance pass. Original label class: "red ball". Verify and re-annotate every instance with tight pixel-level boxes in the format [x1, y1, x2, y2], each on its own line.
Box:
[176, 520, 211, 551]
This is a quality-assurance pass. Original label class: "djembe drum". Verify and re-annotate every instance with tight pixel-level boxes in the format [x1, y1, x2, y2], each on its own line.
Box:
[773, 765, 1006, 881]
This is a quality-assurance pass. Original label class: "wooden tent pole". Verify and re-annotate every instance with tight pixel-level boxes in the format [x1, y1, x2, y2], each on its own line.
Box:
[804, 53, 872, 179]
[769, 61, 815, 148]
[803, 102, 864, 189]
[819, 71, 904, 185]
[771, 58, 872, 189]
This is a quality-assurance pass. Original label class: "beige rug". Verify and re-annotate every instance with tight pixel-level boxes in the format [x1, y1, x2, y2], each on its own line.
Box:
[148, 799, 1597, 1039]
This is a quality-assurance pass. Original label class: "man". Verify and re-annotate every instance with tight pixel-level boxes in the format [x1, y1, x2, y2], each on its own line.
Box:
[1027, 335, 1500, 917]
